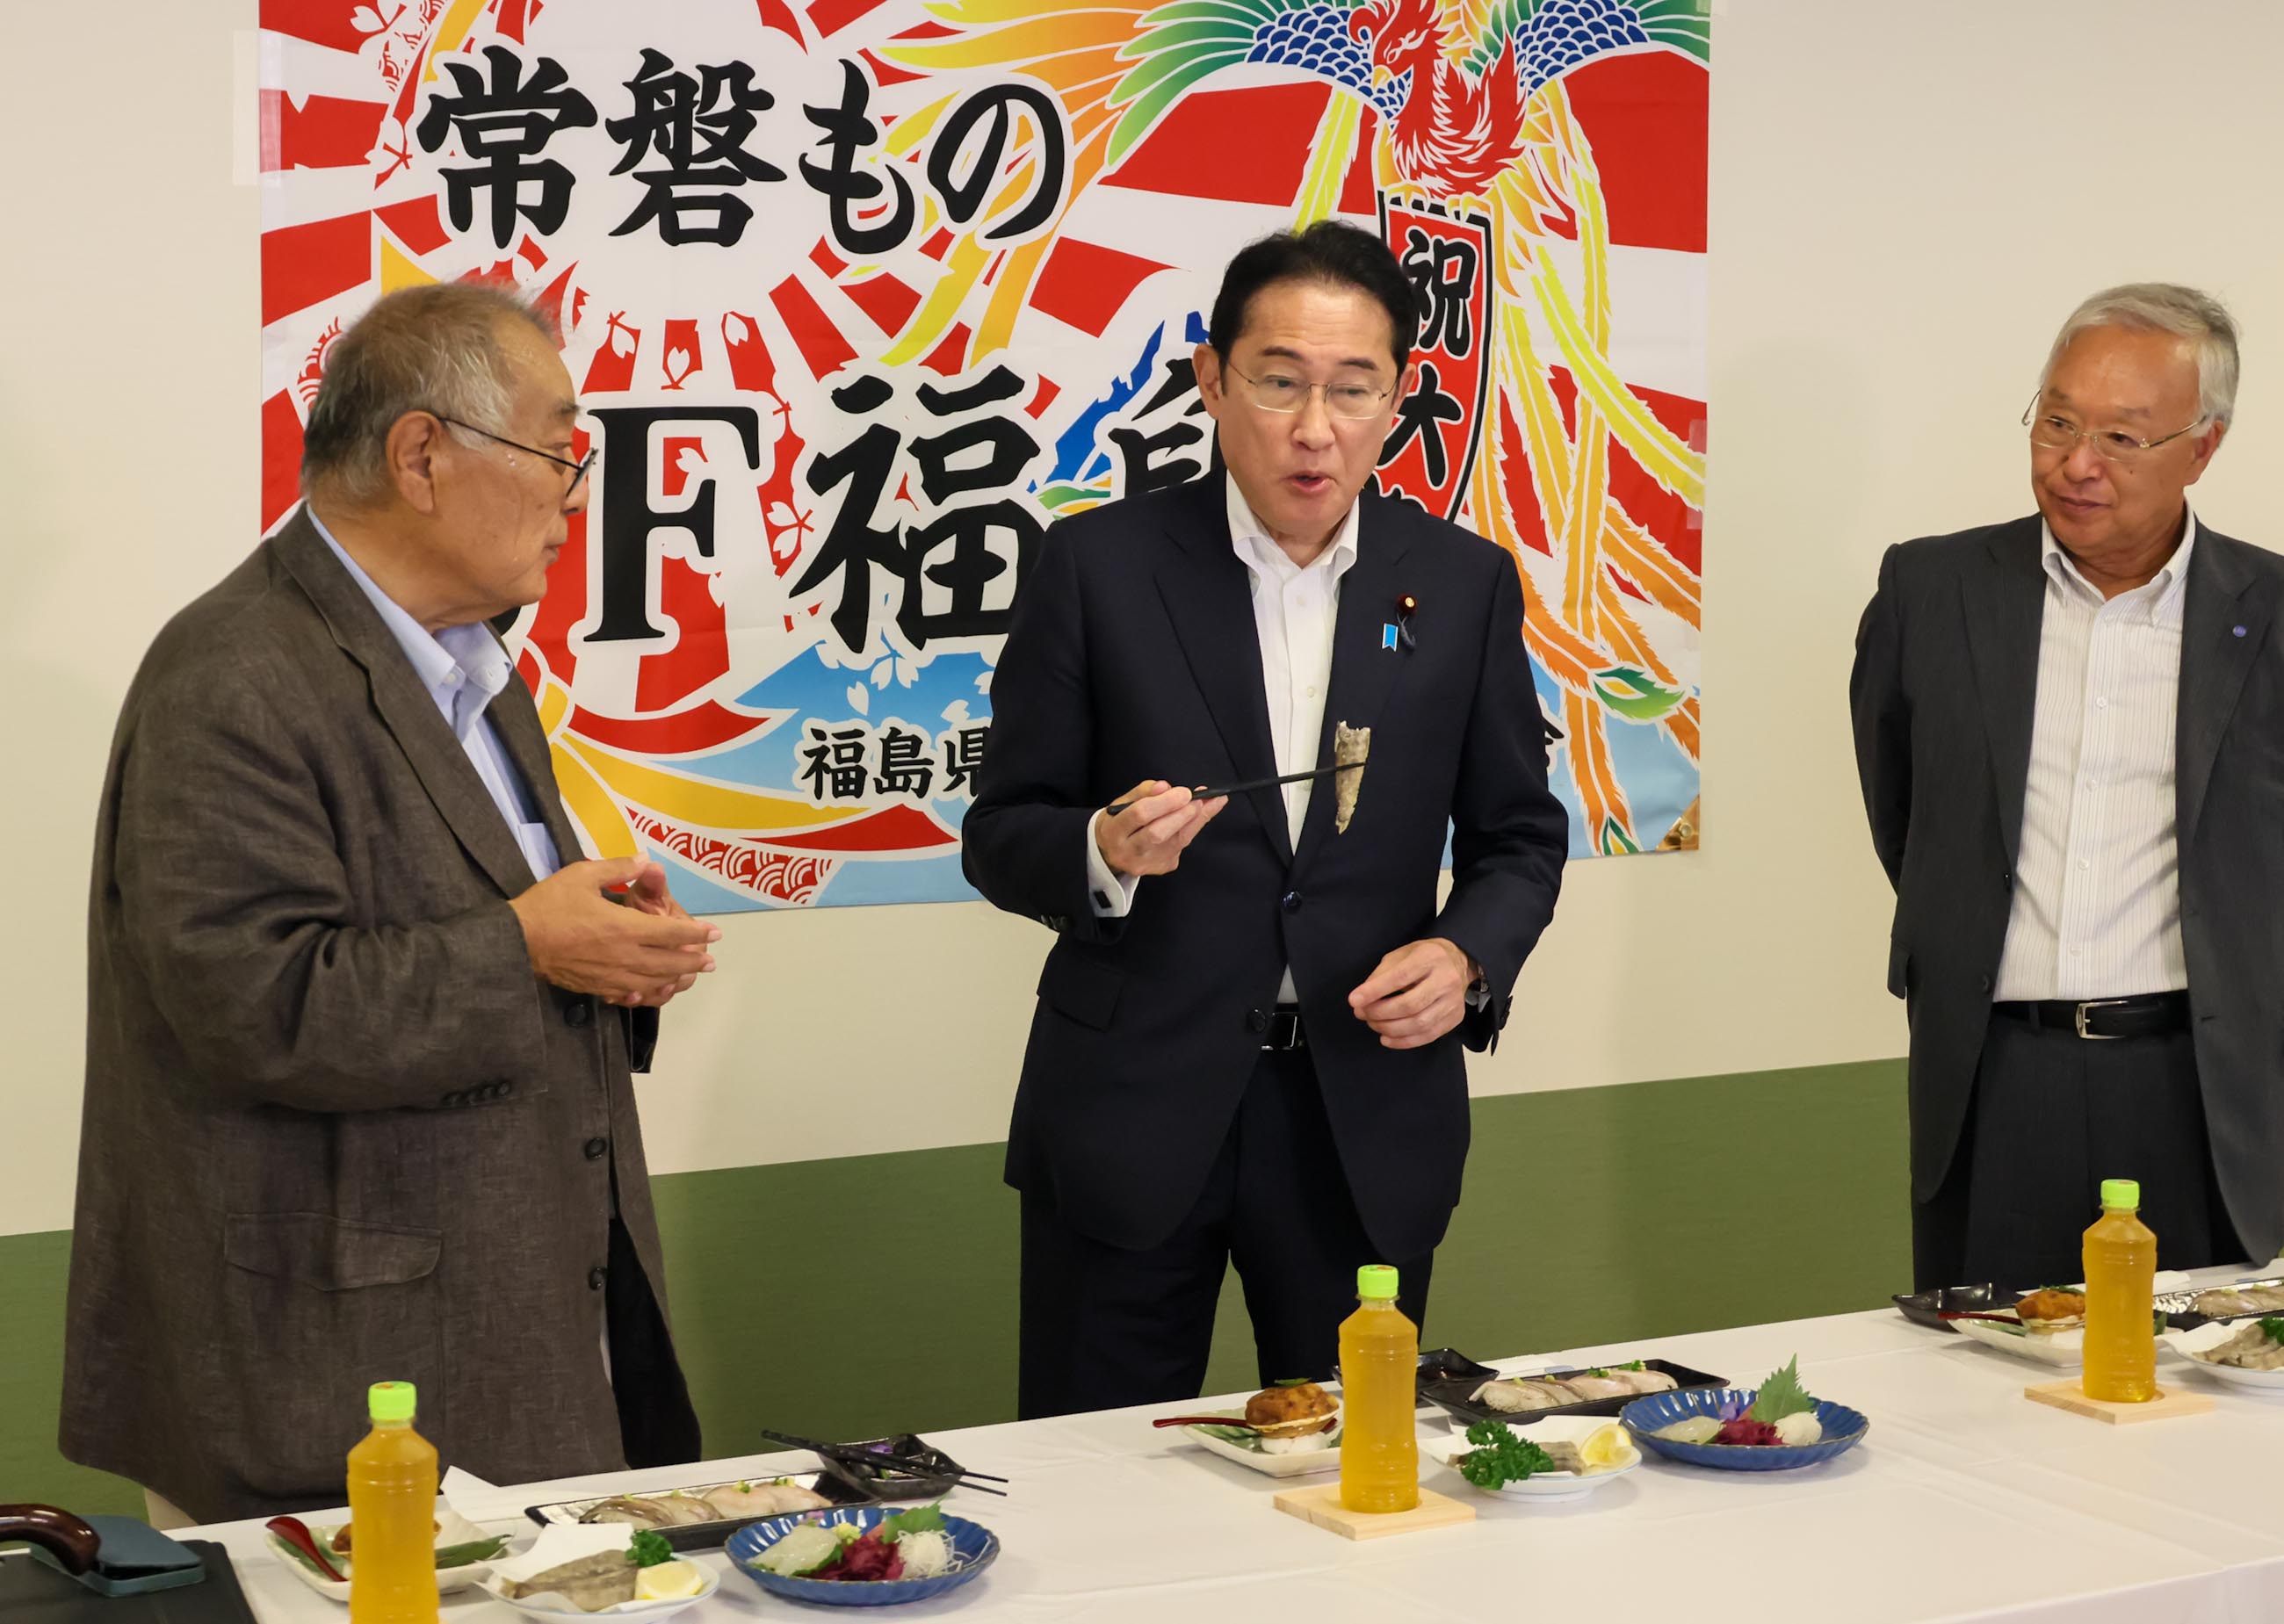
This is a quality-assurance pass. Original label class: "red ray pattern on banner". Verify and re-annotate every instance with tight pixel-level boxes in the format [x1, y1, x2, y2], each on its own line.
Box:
[376, 197, 451, 256]
[261, 92, 390, 171]
[263, 213, 369, 326]
[1104, 83, 1340, 207]
[1562, 54, 1708, 255]
[1030, 238, 1170, 337]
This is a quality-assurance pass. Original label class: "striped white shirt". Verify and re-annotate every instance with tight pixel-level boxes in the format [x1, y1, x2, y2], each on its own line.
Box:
[1991, 514, 2195, 1001]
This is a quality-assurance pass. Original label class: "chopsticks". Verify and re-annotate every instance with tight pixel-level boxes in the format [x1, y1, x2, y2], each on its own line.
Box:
[1106, 760, 1362, 816]
[1939, 1310, 2026, 1325]
[758, 1429, 1009, 1497]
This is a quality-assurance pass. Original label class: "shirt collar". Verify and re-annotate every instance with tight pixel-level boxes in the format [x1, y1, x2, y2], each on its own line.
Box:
[1225, 471, 1361, 582]
[306, 507, 513, 731]
[2038, 507, 2198, 617]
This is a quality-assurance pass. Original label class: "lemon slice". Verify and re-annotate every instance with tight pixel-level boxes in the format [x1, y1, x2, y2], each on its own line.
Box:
[1578, 1423, 1633, 1470]
[635, 1561, 704, 1601]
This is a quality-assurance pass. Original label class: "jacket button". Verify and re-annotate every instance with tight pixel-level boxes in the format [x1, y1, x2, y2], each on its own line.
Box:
[564, 998, 594, 1029]
[1282, 890, 1303, 913]
[1247, 1007, 1268, 1033]
[1977, 974, 1992, 992]
[589, 1265, 608, 1291]
[441, 1091, 465, 1108]
[584, 1137, 609, 1160]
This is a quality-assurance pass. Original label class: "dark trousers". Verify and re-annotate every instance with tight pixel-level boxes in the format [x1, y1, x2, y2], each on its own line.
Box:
[604, 1216, 704, 1467]
[1913, 1012, 2245, 1292]
[1016, 1045, 1435, 1419]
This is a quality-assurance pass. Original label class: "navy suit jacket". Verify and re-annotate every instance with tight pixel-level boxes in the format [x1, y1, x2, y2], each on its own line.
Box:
[964, 476, 1568, 1258]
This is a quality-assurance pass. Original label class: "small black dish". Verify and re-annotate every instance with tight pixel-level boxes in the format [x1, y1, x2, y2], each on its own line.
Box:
[1892, 1282, 1999, 1334]
[1414, 1347, 1498, 1402]
[1421, 1358, 1727, 1429]
[816, 1433, 970, 1502]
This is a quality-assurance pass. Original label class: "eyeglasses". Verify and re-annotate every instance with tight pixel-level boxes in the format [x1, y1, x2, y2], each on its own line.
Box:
[434, 413, 596, 496]
[1225, 364, 1395, 421]
[2022, 395, 2208, 466]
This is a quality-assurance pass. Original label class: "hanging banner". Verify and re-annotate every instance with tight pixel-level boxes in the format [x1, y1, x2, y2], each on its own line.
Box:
[257, 0, 1708, 907]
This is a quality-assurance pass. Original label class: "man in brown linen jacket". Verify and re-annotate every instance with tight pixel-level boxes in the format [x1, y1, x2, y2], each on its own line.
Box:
[61, 284, 723, 1523]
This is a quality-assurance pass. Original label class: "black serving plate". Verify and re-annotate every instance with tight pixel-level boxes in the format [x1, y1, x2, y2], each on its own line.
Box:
[524, 1468, 870, 1553]
[1335, 1346, 1500, 1407]
[1421, 1358, 1727, 1430]
[1893, 1282, 2000, 1334]
[813, 1433, 972, 1502]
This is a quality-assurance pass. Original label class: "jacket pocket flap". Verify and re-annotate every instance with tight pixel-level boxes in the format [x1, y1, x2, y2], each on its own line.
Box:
[1037, 951, 1123, 1031]
[224, 1213, 443, 1291]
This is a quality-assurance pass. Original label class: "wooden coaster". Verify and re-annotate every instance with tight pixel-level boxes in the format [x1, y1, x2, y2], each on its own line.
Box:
[2024, 1379, 2215, 1424]
[1271, 1482, 1476, 1540]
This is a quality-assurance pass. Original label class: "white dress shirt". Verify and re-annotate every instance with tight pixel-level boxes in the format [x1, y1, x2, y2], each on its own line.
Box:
[310, 509, 562, 884]
[1991, 514, 2195, 1002]
[1086, 474, 1359, 1004]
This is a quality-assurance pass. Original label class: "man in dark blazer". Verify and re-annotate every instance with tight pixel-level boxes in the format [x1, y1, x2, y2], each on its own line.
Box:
[1852, 283, 2280, 1291]
[964, 222, 1569, 1416]
[63, 284, 722, 1522]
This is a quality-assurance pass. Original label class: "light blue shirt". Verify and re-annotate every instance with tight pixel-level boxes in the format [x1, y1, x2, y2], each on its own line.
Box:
[310, 510, 561, 883]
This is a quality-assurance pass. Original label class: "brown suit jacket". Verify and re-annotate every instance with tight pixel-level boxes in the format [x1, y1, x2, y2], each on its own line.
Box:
[62, 509, 684, 1522]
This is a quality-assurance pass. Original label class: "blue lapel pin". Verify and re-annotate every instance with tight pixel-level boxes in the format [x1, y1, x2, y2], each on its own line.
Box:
[2234, 624, 2247, 638]
[1382, 624, 1400, 651]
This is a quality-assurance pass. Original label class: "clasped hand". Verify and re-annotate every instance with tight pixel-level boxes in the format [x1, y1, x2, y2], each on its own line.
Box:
[509, 857, 719, 1008]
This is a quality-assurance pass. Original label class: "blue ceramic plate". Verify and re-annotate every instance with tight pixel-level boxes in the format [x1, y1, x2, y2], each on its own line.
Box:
[1620, 1389, 1868, 1471]
[726, 1505, 998, 1607]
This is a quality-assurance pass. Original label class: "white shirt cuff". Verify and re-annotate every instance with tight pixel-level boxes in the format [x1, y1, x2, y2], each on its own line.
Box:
[1085, 810, 1142, 918]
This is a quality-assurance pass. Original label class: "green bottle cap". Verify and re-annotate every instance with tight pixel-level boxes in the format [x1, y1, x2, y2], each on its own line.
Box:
[1357, 1264, 1399, 1300]
[368, 1382, 418, 1423]
[2100, 1178, 2140, 1210]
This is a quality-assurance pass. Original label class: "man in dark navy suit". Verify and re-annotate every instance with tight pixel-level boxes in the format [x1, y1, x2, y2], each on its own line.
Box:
[965, 221, 1569, 1416]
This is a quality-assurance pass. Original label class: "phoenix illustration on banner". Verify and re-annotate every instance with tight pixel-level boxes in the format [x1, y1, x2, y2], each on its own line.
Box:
[257, 0, 1706, 908]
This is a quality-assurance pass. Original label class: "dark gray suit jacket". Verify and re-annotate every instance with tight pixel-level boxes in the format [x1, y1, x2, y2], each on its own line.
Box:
[62, 509, 681, 1522]
[1851, 514, 2284, 1260]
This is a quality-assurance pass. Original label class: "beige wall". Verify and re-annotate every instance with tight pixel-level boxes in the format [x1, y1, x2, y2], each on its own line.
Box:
[5, 1, 2280, 1236]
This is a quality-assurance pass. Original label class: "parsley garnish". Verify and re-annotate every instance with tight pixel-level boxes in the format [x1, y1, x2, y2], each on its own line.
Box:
[1456, 1419, 1555, 1489]
[627, 1532, 675, 1569]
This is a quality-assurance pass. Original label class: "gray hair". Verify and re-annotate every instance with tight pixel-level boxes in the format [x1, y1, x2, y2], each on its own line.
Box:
[2042, 282, 2240, 426]
[300, 283, 559, 504]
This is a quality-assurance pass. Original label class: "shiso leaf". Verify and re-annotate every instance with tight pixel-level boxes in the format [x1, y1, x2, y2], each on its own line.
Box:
[1746, 1357, 1818, 1423]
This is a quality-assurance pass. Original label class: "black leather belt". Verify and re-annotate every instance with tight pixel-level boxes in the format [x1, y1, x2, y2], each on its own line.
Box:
[1993, 991, 2190, 1041]
[1262, 1005, 1306, 1051]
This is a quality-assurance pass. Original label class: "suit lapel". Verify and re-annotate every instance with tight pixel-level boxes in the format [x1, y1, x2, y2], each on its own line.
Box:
[1154, 480, 1289, 863]
[2179, 527, 2271, 849]
[488, 650, 587, 869]
[1961, 519, 2046, 870]
[1291, 492, 1413, 874]
[273, 509, 538, 899]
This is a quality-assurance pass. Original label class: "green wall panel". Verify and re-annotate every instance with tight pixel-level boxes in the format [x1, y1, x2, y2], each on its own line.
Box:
[0, 1059, 1906, 1518]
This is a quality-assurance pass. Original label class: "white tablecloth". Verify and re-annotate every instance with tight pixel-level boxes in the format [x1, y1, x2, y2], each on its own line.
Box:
[180, 1285, 2284, 1624]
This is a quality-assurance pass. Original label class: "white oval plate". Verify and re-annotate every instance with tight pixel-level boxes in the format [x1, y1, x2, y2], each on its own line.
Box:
[2164, 1323, 2284, 1392]
[1420, 1434, 1640, 1500]
[1954, 1315, 2085, 1367]
[1180, 1422, 1342, 1477]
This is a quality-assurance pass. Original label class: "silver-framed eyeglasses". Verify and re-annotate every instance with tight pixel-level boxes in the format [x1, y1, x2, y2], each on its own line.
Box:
[1225, 364, 1395, 421]
[2023, 394, 2208, 466]
[434, 412, 596, 495]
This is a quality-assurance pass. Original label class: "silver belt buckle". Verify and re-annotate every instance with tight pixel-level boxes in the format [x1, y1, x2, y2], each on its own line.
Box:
[2074, 998, 2129, 1040]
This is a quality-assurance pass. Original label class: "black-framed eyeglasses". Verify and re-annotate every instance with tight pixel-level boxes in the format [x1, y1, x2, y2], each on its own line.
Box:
[2022, 393, 2208, 466]
[433, 412, 596, 495]
[1225, 364, 1396, 421]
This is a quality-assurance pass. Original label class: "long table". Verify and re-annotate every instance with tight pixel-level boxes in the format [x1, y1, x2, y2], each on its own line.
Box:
[182, 1287, 2284, 1623]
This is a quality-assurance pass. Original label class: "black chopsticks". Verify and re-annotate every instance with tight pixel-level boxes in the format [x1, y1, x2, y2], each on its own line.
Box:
[1106, 759, 1362, 816]
[759, 1428, 1008, 1497]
